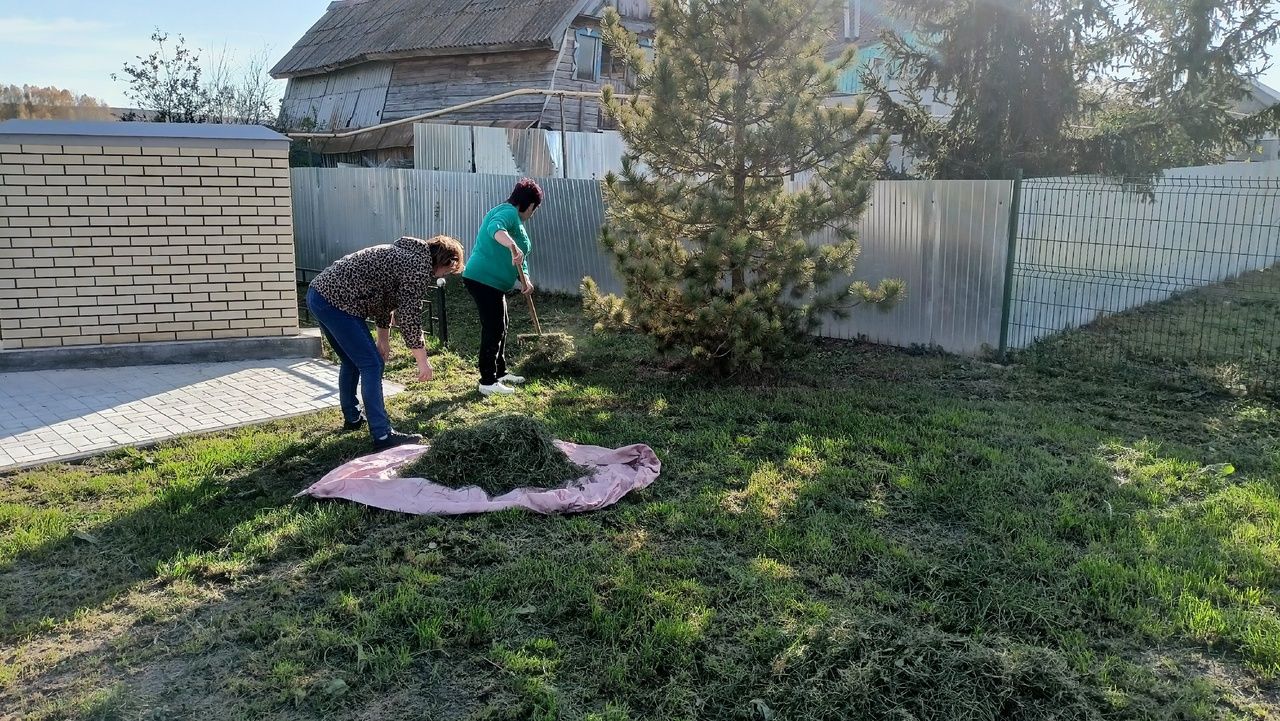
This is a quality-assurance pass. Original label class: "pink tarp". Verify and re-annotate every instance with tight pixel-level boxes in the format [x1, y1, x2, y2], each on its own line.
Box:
[297, 441, 660, 515]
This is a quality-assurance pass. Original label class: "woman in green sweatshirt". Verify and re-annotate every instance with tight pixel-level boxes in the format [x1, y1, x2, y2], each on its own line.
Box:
[462, 178, 543, 396]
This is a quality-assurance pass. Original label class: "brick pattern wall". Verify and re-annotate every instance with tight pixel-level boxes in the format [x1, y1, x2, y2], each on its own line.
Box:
[0, 143, 298, 349]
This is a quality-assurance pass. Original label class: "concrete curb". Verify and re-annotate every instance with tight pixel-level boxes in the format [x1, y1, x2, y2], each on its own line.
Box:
[0, 331, 323, 372]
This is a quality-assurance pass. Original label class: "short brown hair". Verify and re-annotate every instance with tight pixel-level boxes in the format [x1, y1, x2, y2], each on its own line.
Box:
[429, 235, 465, 274]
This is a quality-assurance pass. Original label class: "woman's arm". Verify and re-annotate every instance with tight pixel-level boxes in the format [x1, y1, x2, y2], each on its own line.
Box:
[494, 229, 524, 266]
[393, 280, 434, 382]
[410, 347, 432, 381]
[376, 325, 391, 361]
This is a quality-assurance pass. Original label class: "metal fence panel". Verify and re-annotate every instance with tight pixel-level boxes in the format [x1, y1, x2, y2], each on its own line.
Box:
[294, 161, 1280, 375]
[1008, 162, 1280, 350]
[291, 168, 620, 295]
[413, 124, 474, 172]
[810, 180, 1015, 354]
[507, 128, 561, 178]
[471, 127, 522, 175]
[564, 131, 628, 179]
[416, 124, 627, 180]
[1006, 161, 1280, 391]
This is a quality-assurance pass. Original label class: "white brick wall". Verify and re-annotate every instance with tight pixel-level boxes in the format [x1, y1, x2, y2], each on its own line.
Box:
[0, 142, 298, 349]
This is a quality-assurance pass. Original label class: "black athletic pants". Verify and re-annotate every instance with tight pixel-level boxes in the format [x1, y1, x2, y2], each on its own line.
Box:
[464, 278, 508, 385]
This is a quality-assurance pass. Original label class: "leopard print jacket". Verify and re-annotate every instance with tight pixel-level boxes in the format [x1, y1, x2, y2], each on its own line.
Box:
[310, 236, 438, 349]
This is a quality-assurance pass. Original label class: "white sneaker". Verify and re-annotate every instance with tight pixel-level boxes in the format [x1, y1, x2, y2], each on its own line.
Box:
[478, 382, 516, 397]
[498, 373, 526, 385]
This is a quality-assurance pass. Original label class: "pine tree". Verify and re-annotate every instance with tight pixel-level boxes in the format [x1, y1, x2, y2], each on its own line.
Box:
[865, 0, 1278, 179]
[1109, 0, 1280, 165]
[863, 0, 1111, 179]
[581, 0, 902, 374]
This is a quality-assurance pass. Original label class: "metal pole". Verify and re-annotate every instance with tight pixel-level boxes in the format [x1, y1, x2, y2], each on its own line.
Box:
[437, 279, 449, 348]
[286, 88, 641, 140]
[997, 169, 1024, 359]
[560, 95, 569, 177]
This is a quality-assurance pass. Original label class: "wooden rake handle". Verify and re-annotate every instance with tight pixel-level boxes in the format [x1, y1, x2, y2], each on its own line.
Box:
[517, 267, 542, 335]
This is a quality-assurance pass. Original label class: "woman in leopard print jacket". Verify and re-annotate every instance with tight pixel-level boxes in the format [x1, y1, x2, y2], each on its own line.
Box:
[307, 235, 464, 450]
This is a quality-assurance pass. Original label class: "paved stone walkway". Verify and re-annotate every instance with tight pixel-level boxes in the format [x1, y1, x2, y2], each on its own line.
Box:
[0, 360, 404, 472]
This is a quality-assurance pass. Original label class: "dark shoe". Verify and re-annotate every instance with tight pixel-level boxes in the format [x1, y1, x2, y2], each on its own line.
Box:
[373, 431, 424, 451]
[342, 415, 366, 432]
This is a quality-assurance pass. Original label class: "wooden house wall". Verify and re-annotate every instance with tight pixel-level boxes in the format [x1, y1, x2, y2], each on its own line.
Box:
[543, 21, 637, 132]
[281, 63, 394, 130]
[284, 6, 658, 150]
[612, 0, 652, 18]
[382, 50, 561, 127]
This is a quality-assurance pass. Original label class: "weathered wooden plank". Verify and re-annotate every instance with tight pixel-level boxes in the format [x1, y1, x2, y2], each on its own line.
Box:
[615, 0, 652, 19]
[389, 50, 556, 85]
[383, 49, 561, 126]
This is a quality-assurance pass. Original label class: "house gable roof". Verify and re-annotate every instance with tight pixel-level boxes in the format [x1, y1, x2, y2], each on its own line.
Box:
[1252, 79, 1280, 107]
[271, 0, 594, 79]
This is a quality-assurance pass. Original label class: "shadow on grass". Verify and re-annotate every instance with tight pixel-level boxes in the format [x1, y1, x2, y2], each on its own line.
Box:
[1014, 265, 1280, 400]
[0, 390, 474, 646]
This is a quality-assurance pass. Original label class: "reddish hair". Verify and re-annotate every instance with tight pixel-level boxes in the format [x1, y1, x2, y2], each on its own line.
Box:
[507, 177, 544, 212]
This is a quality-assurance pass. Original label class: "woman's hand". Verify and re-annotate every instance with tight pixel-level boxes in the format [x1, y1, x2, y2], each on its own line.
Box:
[376, 329, 392, 361]
[412, 347, 433, 382]
[495, 230, 524, 267]
[521, 278, 535, 295]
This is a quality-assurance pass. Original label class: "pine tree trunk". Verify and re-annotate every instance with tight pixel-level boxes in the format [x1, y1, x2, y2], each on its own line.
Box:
[730, 55, 749, 292]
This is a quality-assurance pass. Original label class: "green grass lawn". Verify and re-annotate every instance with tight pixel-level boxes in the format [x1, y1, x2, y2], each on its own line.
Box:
[1, 280, 1278, 720]
[1019, 265, 1280, 396]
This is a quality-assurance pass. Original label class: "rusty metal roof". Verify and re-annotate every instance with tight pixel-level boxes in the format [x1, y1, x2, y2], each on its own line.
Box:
[271, 0, 594, 79]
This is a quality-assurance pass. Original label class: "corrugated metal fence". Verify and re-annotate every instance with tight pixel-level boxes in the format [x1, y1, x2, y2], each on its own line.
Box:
[291, 167, 1015, 354]
[292, 168, 622, 295]
[414, 124, 627, 179]
[292, 162, 1280, 357]
[807, 180, 1015, 353]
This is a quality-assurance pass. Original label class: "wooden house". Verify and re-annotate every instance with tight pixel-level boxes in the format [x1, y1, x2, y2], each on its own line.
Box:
[272, 0, 653, 165]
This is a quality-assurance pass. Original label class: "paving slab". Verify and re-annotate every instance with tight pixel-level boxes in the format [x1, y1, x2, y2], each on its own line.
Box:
[0, 359, 404, 472]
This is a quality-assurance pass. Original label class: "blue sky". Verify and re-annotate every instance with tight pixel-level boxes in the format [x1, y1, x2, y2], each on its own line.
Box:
[1, 1, 1279, 107]
[0, 1, 323, 106]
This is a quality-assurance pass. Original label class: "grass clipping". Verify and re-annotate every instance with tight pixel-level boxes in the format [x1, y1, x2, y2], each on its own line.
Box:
[399, 415, 590, 495]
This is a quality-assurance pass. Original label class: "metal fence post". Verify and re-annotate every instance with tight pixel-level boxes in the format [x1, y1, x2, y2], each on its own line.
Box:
[437, 278, 449, 347]
[997, 169, 1024, 359]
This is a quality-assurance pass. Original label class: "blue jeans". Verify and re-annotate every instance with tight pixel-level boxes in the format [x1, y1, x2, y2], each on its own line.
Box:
[306, 287, 392, 440]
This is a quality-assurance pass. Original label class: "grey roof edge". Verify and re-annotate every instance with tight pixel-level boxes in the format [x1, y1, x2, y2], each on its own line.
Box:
[555, 0, 599, 39]
[1252, 79, 1280, 105]
[0, 120, 290, 146]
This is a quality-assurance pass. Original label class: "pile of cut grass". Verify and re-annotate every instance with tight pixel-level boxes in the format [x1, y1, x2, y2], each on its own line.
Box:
[518, 332, 583, 376]
[399, 414, 589, 495]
